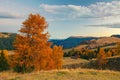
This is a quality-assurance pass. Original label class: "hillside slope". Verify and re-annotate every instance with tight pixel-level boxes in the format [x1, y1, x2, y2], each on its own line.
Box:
[50, 36, 97, 49]
[85, 56, 120, 71]
[75, 37, 120, 50]
[0, 32, 16, 50]
[61, 56, 120, 72]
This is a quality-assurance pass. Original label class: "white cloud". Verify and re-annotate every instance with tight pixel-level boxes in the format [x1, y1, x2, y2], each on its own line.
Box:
[40, 4, 66, 14]
[0, 1, 24, 19]
[0, 1, 35, 19]
[40, 4, 91, 20]
[0, 11, 24, 18]
[89, 1, 120, 18]
[88, 22, 120, 28]
[39, 1, 120, 21]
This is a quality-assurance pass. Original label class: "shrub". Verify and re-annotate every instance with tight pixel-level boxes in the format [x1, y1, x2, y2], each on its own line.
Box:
[0, 50, 9, 71]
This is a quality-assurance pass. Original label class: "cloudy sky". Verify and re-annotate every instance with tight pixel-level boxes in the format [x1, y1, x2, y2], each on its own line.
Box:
[0, 0, 120, 39]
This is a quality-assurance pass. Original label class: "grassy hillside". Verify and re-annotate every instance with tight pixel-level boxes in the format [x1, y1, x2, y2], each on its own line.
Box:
[1, 56, 120, 80]
[62, 56, 120, 71]
[84, 56, 120, 71]
[63, 57, 89, 66]
[75, 37, 120, 50]
[0, 69, 120, 80]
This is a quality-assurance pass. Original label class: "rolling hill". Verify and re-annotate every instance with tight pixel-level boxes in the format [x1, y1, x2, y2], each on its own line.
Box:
[75, 37, 120, 50]
[0, 32, 16, 50]
[50, 36, 97, 49]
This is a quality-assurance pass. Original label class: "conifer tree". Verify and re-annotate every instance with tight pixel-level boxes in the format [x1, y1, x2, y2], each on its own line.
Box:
[13, 14, 56, 72]
[0, 50, 9, 71]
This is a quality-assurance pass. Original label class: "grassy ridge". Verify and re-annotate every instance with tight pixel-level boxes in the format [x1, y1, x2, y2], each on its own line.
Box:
[62, 56, 120, 71]
[84, 56, 120, 71]
[0, 69, 120, 80]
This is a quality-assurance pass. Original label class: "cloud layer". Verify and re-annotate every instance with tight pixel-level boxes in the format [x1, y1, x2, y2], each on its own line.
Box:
[40, 1, 120, 20]
[0, 12, 24, 19]
[88, 23, 120, 28]
[0, 0, 33, 19]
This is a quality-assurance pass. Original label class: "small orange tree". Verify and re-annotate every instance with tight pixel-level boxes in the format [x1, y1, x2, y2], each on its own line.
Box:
[52, 46, 63, 69]
[13, 14, 62, 72]
[115, 43, 120, 55]
[97, 48, 108, 69]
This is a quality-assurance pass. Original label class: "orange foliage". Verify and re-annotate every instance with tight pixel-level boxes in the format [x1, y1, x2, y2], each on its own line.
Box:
[97, 48, 108, 69]
[52, 46, 63, 69]
[106, 51, 112, 57]
[13, 14, 63, 72]
[116, 43, 120, 55]
[0, 50, 9, 57]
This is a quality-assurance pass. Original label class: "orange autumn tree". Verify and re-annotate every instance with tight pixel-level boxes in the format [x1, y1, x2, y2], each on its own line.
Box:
[13, 14, 62, 72]
[52, 46, 63, 69]
[115, 43, 120, 55]
[97, 48, 108, 69]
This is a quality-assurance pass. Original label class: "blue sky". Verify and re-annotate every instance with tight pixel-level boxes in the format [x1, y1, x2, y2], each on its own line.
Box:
[0, 0, 120, 39]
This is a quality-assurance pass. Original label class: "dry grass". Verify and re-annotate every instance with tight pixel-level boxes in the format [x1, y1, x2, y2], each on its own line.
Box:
[0, 69, 120, 80]
[0, 57, 120, 80]
[63, 57, 89, 65]
[62, 57, 89, 69]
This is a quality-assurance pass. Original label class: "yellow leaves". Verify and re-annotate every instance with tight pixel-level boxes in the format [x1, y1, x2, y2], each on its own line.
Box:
[98, 48, 106, 59]
[106, 51, 112, 57]
[0, 50, 8, 57]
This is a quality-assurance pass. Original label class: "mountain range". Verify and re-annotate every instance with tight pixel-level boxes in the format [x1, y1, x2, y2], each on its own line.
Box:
[50, 36, 97, 49]
[0, 32, 120, 50]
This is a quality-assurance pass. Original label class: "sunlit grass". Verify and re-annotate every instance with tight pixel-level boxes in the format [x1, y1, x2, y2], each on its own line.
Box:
[63, 57, 89, 65]
[0, 69, 120, 80]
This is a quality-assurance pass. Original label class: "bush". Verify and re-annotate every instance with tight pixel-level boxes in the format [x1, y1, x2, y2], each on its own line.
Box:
[64, 49, 80, 58]
[13, 65, 34, 73]
[0, 50, 9, 71]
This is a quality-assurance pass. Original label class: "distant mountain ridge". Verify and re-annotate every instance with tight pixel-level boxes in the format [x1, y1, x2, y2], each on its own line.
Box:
[111, 34, 120, 38]
[0, 32, 120, 50]
[50, 35, 120, 49]
[0, 32, 17, 50]
[50, 36, 97, 49]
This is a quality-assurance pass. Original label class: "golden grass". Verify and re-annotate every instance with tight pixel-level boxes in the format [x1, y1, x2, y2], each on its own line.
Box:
[63, 57, 89, 65]
[0, 68, 120, 80]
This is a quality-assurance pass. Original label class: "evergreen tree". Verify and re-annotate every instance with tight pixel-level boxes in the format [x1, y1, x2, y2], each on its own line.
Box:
[0, 50, 9, 71]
